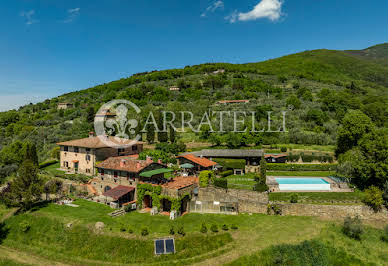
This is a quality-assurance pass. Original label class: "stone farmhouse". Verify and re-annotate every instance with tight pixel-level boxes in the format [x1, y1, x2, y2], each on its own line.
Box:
[176, 154, 219, 173]
[182, 149, 263, 175]
[57, 134, 144, 175]
[57, 102, 74, 110]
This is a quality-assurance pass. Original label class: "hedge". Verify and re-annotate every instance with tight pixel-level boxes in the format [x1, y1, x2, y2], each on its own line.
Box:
[39, 160, 59, 169]
[220, 170, 233, 177]
[213, 178, 228, 189]
[267, 164, 337, 171]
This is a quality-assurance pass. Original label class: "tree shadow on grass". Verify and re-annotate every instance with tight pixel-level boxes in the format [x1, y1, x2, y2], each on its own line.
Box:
[0, 222, 9, 244]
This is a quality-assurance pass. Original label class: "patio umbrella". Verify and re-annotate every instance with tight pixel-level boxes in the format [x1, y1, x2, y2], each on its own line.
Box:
[180, 163, 194, 169]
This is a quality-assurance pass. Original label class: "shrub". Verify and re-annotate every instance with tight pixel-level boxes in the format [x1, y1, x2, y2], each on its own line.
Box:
[290, 194, 298, 203]
[362, 186, 384, 212]
[213, 178, 228, 189]
[381, 225, 388, 242]
[230, 224, 238, 230]
[119, 224, 126, 232]
[200, 223, 208, 234]
[253, 182, 269, 192]
[127, 227, 133, 234]
[222, 224, 229, 231]
[220, 170, 233, 178]
[280, 147, 287, 152]
[210, 224, 219, 233]
[39, 159, 58, 169]
[199, 170, 214, 188]
[177, 226, 185, 236]
[343, 216, 363, 240]
[124, 204, 133, 212]
[267, 163, 337, 171]
[141, 226, 149, 236]
[19, 221, 31, 233]
[169, 225, 175, 235]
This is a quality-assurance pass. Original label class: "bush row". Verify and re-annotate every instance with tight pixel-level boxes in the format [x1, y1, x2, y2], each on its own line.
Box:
[267, 163, 337, 171]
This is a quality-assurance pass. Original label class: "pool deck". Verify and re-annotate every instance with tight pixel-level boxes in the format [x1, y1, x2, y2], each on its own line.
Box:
[267, 176, 353, 193]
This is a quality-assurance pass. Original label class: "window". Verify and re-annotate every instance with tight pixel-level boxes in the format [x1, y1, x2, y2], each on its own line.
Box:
[74, 147, 79, 153]
[86, 148, 91, 152]
[86, 155, 91, 161]
[64, 146, 68, 152]
[86, 169, 90, 174]
[155, 238, 175, 255]
[100, 169, 104, 176]
[132, 145, 138, 151]
[114, 171, 118, 177]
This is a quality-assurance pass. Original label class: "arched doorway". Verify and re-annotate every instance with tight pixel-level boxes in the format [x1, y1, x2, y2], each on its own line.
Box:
[104, 186, 112, 192]
[144, 195, 152, 208]
[162, 199, 172, 212]
[180, 195, 190, 213]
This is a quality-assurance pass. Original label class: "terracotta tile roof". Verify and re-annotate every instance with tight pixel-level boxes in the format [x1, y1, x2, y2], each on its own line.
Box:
[185, 149, 263, 158]
[57, 136, 144, 149]
[177, 154, 217, 168]
[102, 185, 135, 200]
[97, 156, 163, 173]
[265, 154, 287, 158]
[139, 176, 198, 190]
[161, 176, 198, 190]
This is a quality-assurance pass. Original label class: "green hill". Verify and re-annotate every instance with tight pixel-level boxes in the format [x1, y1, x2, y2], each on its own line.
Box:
[0, 44, 388, 169]
[346, 43, 388, 66]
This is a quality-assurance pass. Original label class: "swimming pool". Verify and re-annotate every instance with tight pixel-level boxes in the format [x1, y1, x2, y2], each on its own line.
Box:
[275, 177, 331, 191]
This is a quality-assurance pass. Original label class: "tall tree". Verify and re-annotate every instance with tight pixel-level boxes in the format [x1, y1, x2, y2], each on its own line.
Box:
[169, 125, 176, 143]
[157, 114, 168, 143]
[259, 156, 267, 180]
[335, 110, 375, 157]
[22, 142, 39, 166]
[5, 160, 43, 209]
[146, 123, 155, 144]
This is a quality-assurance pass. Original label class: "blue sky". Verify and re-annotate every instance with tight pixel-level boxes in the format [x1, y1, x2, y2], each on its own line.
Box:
[0, 0, 387, 111]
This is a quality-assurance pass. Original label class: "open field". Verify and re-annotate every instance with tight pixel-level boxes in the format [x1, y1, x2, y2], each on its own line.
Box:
[0, 199, 386, 265]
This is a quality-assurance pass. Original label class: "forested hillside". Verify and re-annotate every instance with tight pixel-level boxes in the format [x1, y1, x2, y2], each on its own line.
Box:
[0, 44, 388, 178]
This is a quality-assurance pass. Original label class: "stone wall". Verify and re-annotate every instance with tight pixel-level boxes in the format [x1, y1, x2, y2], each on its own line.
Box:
[196, 187, 268, 213]
[196, 187, 388, 221]
[274, 203, 388, 221]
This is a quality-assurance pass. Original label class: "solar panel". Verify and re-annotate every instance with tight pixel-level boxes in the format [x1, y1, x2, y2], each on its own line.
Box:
[154, 238, 175, 255]
[165, 239, 175, 254]
[155, 240, 165, 255]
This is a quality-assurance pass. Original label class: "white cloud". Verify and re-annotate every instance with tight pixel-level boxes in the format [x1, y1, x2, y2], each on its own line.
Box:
[227, 0, 284, 23]
[62, 7, 81, 23]
[201, 1, 224, 17]
[20, 10, 38, 25]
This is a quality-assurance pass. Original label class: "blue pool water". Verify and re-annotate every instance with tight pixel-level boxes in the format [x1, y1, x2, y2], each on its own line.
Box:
[275, 178, 329, 184]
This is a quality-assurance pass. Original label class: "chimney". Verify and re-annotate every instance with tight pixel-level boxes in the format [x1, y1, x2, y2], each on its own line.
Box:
[89, 132, 94, 138]
[136, 162, 141, 169]
[158, 158, 162, 164]
[146, 156, 153, 164]
[120, 159, 126, 168]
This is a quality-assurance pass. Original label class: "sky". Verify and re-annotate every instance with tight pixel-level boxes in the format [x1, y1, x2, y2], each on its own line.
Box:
[0, 0, 387, 111]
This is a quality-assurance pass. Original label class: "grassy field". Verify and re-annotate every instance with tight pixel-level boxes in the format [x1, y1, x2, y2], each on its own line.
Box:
[0, 200, 386, 265]
[269, 191, 364, 204]
[267, 171, 334, 177]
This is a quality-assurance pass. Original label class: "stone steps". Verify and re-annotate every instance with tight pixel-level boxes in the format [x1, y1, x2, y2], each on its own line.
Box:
[108, 209, 125, 217]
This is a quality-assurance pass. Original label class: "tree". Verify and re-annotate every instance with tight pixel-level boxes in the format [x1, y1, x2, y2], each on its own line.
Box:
[157, 114, 168, 143]
[199, 171, 214, 188]
[209, 134, 222, 146]
[335, 110, 375, 157]
[50, 147, 60, 160]
[169, 125, 176, 143]
[44, 179, 63, 200]
[337, 128, 388, 189]
[86, 106, 95, 123]
[362, 186, 384, 212]
[5, 160, 43, 210]
[146, 123, 155, 144]
[259, 156, 267, 180]
[286, 95, 301, 109]
[22, 142, 39, 166]
[225, 133, 241, 149]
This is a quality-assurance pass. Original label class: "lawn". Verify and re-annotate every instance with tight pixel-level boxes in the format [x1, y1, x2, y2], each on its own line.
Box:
[1, 199, 386, 265]
[269, 191, 364, 204]
[40, 162, 62, 176]
[267, 171, 334, 177]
